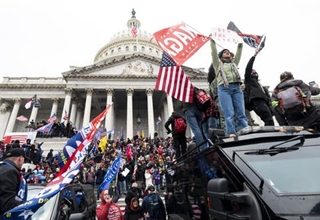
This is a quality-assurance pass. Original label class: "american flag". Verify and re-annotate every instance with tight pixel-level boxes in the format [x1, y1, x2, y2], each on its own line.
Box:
[47, 113, 57, 123]
[16, 115, 28, 122]
[36, 122, 54, 133]
[155, 52, 194, 103]
[131, 24, 138, 38]
[227, 21, 266, 50]
[63, 110, 68, 120]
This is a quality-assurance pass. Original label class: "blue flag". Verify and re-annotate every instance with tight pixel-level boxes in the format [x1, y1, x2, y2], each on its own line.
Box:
[3, 106, 111, 220]
[100, 152, 122, 191]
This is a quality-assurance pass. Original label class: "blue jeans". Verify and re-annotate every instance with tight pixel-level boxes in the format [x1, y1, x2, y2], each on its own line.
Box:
[185, 109, 207, 151]
[218, 83, 248, 136]
[118, 180, 127, 195]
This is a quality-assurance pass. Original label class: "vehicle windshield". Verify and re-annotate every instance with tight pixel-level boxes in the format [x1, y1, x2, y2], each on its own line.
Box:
[30, 193, 58, 219]
[237, 146, 320, 194]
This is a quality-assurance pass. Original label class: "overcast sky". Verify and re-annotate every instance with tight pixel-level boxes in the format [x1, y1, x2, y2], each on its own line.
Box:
[0, 0, 319, 89]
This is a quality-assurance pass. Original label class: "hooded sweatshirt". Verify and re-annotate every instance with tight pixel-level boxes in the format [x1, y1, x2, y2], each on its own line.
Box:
[96, 191, 123, 220]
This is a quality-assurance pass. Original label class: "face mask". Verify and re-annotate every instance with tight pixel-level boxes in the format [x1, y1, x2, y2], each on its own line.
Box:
[251, 73, 258, 79]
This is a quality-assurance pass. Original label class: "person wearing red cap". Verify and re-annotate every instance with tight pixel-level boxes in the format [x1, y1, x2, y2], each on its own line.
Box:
[0, 148, 28, 219]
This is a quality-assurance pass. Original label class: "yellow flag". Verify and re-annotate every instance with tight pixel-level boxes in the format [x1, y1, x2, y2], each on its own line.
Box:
[99, 136, 108, 153]
[141, 130, 145, 138]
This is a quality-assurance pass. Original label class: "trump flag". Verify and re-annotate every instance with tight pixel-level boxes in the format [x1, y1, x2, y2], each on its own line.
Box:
[4, 105, 111, 220]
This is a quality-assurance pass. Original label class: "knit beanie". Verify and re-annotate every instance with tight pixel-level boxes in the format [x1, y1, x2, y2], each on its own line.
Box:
[218, 49, 229, 59]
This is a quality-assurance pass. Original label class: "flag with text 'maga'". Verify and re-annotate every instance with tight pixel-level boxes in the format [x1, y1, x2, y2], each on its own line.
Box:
[155, 52, 194, 103]
[153, 22, 210, 66]
[3, 105, 111, 220]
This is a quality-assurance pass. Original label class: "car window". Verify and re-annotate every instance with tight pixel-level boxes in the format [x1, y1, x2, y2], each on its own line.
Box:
[59, 189, 74, 219]
[238, 147, 320, 194]
[30, 193, 58, 220]
[74, 188, 86, 212]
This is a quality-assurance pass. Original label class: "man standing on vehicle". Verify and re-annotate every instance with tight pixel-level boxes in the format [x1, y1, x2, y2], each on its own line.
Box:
[0, 148, 28, 220]
[164, 111, 187, 158]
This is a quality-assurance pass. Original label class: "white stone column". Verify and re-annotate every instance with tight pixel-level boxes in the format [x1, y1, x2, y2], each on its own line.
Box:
[69, 98, 78, 125]
[146, 88, 155, 139]
[105, 88, 114, 131]
[75, 106, 83, 131]
[82, 88, 93, 127]
[50, 98, 59, 116]
[6, 98, 21, 133]
[126, 88, 134, 139]
[0, 102, 11, 137]
[29, 105, 39, 124]
[61, 88, 72, 123]
[166, 95, 174, 117]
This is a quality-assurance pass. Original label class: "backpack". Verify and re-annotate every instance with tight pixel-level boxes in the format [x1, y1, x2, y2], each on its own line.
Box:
[148, 194, 160, 218]
[276, 86, 311, 119]
[173, 193, 187, 214]
[194, 87, 211, 111]
[174, 117, 187, 133]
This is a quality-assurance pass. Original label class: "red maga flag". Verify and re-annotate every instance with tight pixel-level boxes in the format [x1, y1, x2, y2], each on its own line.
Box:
[153, 22, 210, 66]
[155, 52, 194, 103]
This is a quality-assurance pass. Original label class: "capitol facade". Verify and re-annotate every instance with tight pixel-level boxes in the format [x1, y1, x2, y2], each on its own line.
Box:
[0, 10, 210, 139]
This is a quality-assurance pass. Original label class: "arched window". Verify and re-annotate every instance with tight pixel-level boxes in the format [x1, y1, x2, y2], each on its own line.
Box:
[149, 48, 152, 53]
[126, 46, 129, 52]
[133, 46, 137, 51]
[118, 47, 121, 52]
[141, 46, 145, 52]
[111, 49, 114, 54]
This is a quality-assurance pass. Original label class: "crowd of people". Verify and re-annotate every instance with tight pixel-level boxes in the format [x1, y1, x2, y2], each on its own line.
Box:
[1, 40, 320, 220]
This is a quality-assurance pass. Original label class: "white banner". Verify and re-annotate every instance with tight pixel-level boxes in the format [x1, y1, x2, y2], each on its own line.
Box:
[210, 27, 242, 44]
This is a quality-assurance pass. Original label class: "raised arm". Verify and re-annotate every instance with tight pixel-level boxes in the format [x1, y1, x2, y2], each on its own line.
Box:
[210, 39, 220, 72]
[233, 42, 243, 65]
[244, 49, 261, 83]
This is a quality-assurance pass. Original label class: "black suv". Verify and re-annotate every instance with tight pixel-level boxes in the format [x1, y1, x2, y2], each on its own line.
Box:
[30, 183, 96, 220]
[169, 126, 320, 220]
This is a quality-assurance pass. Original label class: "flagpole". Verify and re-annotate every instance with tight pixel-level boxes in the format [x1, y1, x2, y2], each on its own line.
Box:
[136, 27, 139, 52]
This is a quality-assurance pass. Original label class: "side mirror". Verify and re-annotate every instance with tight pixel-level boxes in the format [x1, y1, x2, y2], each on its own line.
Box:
[207, 178, 263, 220]
[69, 213, 85, 220]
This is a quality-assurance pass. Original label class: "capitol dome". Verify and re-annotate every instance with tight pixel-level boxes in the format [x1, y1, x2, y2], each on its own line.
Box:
[94, 9, 162, 64]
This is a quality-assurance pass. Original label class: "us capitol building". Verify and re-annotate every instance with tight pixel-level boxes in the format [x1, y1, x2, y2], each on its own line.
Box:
[0, 10, 215, 139]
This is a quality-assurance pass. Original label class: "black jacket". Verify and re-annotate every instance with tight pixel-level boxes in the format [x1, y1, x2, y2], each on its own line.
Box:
[244, 56, 271, 104]
[164, 112, 186, 137]
[124, 205, 144, 220]
[0, 160, 24, 219]
[272, 79, 320, 128]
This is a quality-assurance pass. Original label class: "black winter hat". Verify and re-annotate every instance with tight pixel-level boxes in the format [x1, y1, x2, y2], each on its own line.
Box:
[6, 148, 29, 160]
[218, 49, 230, 59]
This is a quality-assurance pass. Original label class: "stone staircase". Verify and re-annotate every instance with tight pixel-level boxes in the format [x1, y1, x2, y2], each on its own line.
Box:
[36, 137, 67, 156]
